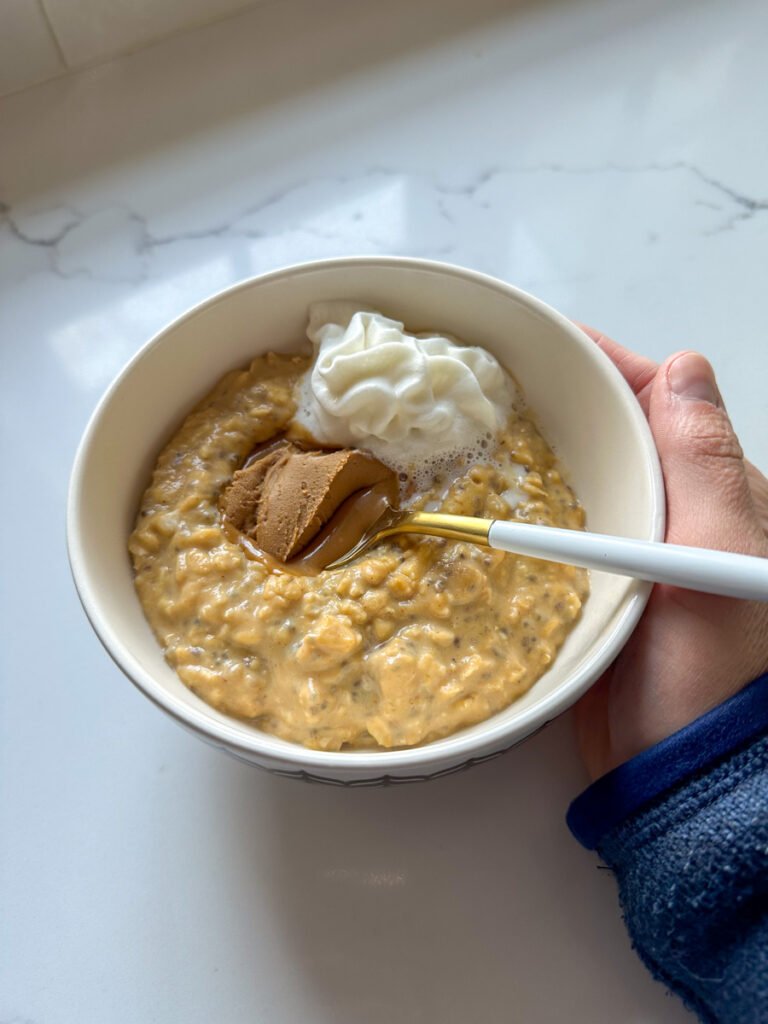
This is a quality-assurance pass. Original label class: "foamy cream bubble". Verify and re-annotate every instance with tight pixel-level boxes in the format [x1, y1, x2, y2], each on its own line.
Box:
[295, 302, 520, 488]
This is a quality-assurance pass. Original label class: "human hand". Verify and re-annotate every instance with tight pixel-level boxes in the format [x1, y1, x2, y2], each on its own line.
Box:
[574, 327, 768, 781]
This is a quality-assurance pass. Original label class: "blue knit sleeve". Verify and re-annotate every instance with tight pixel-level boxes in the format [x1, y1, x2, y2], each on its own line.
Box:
[567, 673, 768, 1023]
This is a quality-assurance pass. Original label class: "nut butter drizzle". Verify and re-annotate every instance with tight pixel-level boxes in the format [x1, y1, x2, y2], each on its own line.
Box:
[221, 434, 398, 576]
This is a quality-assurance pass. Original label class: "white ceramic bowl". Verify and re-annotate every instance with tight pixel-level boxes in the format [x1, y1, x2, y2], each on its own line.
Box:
[68, 257, 664, 784]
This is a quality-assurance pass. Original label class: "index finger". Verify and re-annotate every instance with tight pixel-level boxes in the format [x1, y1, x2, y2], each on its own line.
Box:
[573, 322, 658, 417]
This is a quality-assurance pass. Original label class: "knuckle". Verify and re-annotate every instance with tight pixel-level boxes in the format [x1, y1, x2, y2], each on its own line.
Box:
[682, 413, 743, 464]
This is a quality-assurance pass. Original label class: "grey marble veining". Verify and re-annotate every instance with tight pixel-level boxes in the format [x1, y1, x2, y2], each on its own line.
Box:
[3, 161, 767, 287]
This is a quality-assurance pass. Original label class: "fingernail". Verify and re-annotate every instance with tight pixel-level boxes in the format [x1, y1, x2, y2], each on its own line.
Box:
[668, 352, 720, 406]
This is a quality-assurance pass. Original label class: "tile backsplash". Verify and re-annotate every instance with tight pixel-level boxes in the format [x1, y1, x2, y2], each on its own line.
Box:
[0, 0, 65, 95]
[0, 0, 266, 96]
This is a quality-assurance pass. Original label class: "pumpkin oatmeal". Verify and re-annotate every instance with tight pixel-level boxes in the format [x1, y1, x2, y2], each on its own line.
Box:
[128, 327, 589, 750]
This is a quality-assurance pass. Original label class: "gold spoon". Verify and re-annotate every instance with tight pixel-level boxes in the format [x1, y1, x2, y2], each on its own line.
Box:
[323, 506, 768, 601]
[325, 508, 491, 570]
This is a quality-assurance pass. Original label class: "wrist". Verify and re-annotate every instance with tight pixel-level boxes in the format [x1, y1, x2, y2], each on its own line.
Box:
[567, 671, 768, 850]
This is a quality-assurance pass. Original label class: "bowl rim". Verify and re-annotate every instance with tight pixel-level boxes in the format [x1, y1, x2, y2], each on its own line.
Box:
[67, 255, 665, 771]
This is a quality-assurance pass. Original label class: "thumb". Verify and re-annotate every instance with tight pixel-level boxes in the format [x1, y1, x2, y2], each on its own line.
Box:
[649, 351, 759, 553]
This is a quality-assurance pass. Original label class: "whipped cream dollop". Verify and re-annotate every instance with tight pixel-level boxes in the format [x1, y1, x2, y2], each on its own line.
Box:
[294, 302, 518, 484]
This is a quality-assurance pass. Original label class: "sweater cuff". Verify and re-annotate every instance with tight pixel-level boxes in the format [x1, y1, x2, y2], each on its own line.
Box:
[567, 671, 768, 850]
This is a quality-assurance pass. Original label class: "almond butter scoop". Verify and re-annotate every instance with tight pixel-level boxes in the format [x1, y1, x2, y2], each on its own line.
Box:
[223, 440, 398, 563]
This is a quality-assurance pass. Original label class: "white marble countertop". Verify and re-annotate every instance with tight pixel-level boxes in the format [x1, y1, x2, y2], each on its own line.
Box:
[2, 0, 766, 1020]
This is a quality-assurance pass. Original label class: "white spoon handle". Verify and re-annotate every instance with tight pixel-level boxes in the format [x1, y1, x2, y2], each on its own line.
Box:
[487, 521, 768, 601]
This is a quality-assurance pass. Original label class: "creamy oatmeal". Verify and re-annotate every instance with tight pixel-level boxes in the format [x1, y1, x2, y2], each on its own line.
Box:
[129, 330, 589, 750]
